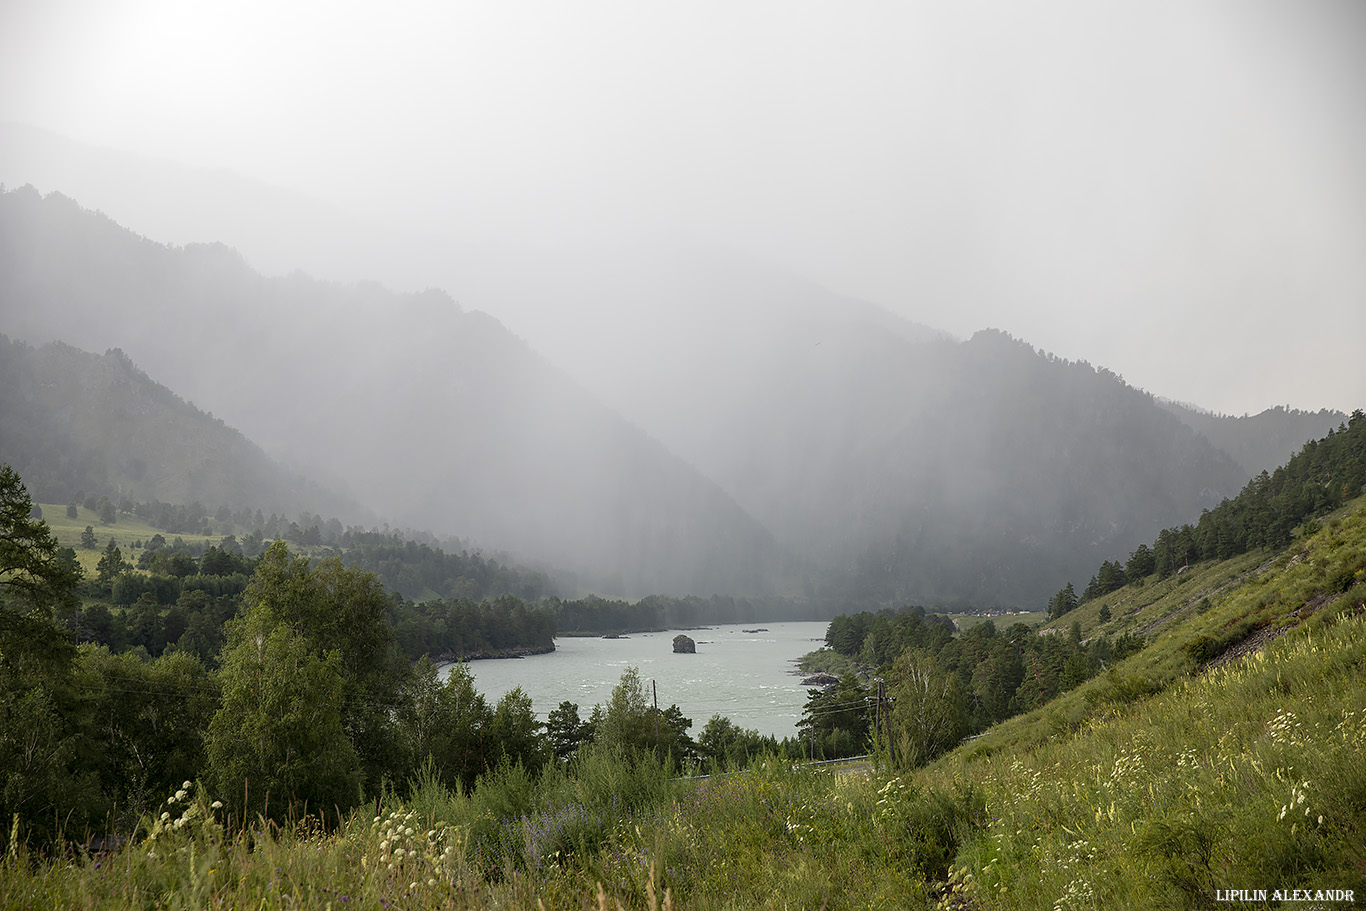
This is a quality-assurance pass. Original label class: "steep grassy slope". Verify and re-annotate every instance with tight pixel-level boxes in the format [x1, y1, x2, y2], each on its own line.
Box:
[918, 495, 1366, 908]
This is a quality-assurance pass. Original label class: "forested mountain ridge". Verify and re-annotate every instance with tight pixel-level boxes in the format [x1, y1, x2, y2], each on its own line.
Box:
[2, 185, 1270, 605]
[785, 329, 1250, 607]
[1158, 401, 1349, 477]
[444, 250, 1260, 608]
[0, 185, 780, 597]
[0, 335, 357, 521]
[1050, 406, 1366, 613]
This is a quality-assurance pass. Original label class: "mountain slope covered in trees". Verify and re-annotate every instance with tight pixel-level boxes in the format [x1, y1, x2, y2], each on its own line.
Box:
[766, 329, 1250, 606]
[3, 184, 1327, 605]
[0, 335, 357, 521]
[1159, 401, 1349, 476]
[0, 186, 778, 597]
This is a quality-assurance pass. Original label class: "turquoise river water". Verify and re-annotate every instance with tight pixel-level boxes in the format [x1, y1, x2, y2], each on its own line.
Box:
[443, 621, 830, 740]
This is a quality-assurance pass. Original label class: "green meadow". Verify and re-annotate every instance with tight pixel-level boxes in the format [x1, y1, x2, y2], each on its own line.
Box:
[38, 503, 224, 576]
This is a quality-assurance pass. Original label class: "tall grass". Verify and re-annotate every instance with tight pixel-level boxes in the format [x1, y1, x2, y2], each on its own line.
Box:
[933, 612, 1366, 909]
[7, 501, 1365, 909]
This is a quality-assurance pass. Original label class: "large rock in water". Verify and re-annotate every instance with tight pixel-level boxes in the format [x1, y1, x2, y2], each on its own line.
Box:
[673, 634, 696, 654]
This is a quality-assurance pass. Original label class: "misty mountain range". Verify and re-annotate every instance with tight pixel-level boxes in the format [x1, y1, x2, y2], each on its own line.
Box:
[0, 159, 1349, 606]
[0, 334, 361, 524]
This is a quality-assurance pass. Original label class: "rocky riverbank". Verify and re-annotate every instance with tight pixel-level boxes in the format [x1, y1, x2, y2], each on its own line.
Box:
[436, 643, 556, 662]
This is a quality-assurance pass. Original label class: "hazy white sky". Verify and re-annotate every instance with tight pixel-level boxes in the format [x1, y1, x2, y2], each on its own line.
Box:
[3, 0, 1363, 415]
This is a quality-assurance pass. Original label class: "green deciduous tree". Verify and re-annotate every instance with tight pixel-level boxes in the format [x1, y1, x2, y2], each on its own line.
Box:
[206, 614, 359, 821]
[0, 464, 95, 849]
[491, 686, 546, 771]
[590, 666, 652, 756]
[77, 646, 217, 826]
[395, 659, 493, 792]
[238, 541, 406, 792]
[889, 649, 968, 769]
[696, 715, 778, 773]
[589, 666, 694, 764]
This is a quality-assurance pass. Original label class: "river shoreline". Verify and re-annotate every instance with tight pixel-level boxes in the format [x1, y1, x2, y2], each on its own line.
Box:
[435, 643, 555, 663]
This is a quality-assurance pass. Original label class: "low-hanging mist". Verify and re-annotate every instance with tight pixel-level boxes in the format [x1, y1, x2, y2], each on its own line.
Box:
[5, 186, 1345, 606]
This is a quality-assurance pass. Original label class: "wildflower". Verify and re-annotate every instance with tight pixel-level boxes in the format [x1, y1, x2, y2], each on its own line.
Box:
[211, 801, 223, 810]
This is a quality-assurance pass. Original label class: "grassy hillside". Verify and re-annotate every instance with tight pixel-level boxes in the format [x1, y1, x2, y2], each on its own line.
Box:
[37, 504, 214, 577]
[8, 498, 1363, 909]
[921, 496, 1366, 908]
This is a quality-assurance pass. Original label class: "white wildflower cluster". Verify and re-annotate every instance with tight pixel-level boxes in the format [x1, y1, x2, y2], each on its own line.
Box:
[1052, 877, 1096, 911]
[1054, 837, 1097, 873]
[1276, 779, 1320, 832]
[1008, 759, 1045, 802]
[1108, 749, 1144, 789]
[1332, 707, 1366, 746]
[783, 804, 817, 845]
[144, 780, 224, 854]
[874, 776, 912, 823]
[367, 807, 461, 890]
[1267, 708, 1304, 746]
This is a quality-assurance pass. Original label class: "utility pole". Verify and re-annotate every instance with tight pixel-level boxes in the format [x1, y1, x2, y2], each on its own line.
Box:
[874, 678, 883, 741]
[873, 677, 894, 766]
[653, 679, 659, 747]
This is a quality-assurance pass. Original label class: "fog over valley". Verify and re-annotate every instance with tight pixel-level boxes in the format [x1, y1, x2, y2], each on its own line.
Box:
[2, 1, 1363, 606]
[8, 7, 1366, 901]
